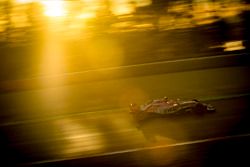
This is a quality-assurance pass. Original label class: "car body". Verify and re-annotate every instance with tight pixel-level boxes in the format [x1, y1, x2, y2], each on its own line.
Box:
[129, 97, 216, 122]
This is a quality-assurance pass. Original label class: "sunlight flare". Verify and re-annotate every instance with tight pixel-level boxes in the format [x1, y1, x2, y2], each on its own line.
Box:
[41, 0, 66, 17]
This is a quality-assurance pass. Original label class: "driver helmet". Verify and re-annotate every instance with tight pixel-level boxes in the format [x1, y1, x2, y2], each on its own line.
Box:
[163, 96, 168, 101]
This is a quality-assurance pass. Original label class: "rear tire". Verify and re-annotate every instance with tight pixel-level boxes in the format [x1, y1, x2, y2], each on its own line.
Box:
[194, 103, 206, 115]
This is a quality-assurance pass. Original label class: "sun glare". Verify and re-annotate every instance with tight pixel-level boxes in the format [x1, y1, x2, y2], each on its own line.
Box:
[15, 0, 33, 3]
[41, 0, 66, 17]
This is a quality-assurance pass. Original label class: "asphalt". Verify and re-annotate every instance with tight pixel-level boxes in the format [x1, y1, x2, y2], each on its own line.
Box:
[0, 53, 249, 93]
[0, 65, 249, 166]
[0, 66, 249, 123]
[1, 96, 249, 167]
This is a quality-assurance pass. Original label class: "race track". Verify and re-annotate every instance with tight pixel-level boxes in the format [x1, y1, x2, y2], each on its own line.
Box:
[0, 66, 249, 166]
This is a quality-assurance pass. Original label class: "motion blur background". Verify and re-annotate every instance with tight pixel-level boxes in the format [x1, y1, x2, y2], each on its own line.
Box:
[0, 0, 249, 166]
[0, 0, 249, 79]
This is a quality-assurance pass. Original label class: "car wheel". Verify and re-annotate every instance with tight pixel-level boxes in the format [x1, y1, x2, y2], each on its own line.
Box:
[194, 103, 206, 115]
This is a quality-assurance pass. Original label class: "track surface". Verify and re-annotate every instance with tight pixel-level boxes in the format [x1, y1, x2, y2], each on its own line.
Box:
[0, 66, 249, 166]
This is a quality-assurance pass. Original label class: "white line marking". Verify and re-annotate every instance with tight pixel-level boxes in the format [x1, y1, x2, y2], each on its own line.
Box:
[1, 53, 244, 82]
[22, 133, 250, 166]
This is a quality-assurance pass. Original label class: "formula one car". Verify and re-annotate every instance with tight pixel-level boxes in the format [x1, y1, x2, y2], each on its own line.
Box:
[129, 97, 216, 122]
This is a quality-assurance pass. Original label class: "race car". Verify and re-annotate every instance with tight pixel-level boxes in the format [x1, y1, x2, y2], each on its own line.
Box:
[129, 97, 216, 122]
